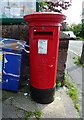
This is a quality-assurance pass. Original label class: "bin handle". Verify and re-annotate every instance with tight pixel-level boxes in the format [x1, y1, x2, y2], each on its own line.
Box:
[17, 41, 30, 48]
[0, 39, 4, 45]
[17, 41, 30, 54]
[0, 38, 16, 44]
[0, 40, 30, 54]
[23, 48, 30, 53]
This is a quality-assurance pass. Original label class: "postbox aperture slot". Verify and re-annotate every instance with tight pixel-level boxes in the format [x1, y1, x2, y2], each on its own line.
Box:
[34, 31, 53, 38]
[34, 32, 53, 36]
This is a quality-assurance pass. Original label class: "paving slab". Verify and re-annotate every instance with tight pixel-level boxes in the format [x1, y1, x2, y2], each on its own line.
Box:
[2, 88, 79, 119]
[66, 50, 83, 118]
[2, 104, 25, 118]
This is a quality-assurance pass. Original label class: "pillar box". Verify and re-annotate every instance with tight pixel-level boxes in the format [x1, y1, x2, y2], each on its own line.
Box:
[24, 12, 66, 104]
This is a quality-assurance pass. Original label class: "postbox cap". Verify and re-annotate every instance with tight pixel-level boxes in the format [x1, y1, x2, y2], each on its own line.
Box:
[24, 12, 66, 27]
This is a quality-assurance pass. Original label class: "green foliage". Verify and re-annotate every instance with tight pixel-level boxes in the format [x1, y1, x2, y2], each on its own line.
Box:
[74, 56, 81, 65]
[24, 111, 33, 118]
[76, 37, 84, 40]
[67, 21, 84, 39]
[74, 103, 80, 112]
[56, 76, 62, 88]
[39, 2, 48, 11]
[74, 56, 84, 67]
[68, 87, 78, 101]
[80, 20, 84, 38]
[67, 23, 82, 37]
[39, 1, 71, 12]
[56, 81, 62, 88]
[24, 110, 42, 119]
[64, 74, 74, 89]
[34, 109, 42, 120]
[64, 72, 80, 112]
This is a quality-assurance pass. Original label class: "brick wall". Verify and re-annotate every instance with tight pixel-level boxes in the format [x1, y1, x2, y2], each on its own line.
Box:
[1, 25, 69, 85]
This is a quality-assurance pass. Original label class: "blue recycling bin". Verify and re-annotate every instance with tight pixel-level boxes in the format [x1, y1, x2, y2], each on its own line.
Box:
[0, 38, 3, 88]
[0, 38, 26, 92]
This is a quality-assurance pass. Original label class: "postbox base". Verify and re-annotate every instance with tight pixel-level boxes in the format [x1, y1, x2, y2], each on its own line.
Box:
[30, 85, 56, 104]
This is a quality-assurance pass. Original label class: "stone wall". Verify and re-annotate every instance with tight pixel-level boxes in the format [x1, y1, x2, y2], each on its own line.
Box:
[1, 25, 69, 85]
[57, 39, 69, 86]
[2, 25, 28, 42]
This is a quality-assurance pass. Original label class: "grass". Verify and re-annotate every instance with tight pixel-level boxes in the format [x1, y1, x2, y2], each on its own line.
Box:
[24, 109, 42, 119]
[64, 72, 80, 112]
[34, 109, 42, 120]
[73, 56, 84, 67]
[24, 111, 33, 118]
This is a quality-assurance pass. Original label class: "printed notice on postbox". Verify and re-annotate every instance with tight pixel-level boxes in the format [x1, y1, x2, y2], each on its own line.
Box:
[38, 40, 48, 54]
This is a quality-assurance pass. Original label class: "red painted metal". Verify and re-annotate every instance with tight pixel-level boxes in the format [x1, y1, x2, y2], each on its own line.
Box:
[24, 12, 66, 89]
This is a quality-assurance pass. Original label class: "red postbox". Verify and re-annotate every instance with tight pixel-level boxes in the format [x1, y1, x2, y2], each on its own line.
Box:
[24, 12, 66, 104]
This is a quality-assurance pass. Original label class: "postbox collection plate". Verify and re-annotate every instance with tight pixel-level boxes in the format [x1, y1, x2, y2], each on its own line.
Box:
[38, 39, 48, 54]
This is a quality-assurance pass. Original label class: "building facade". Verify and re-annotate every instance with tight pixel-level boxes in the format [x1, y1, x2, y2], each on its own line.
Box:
[0, 0, 36, 18]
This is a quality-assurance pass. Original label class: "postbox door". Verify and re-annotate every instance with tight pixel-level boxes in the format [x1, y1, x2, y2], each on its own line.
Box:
[29, 27, 60, 89]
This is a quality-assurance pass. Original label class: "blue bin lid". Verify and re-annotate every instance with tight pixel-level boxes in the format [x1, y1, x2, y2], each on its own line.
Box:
[0, 38, 26, 53]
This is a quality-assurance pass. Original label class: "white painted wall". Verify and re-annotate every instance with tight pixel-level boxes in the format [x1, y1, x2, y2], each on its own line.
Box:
[0, 0, 36, 18]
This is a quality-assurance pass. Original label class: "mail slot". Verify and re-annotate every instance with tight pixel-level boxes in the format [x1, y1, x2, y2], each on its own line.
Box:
[34, 31, 53, 36]
[24, 12, 66, 103]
